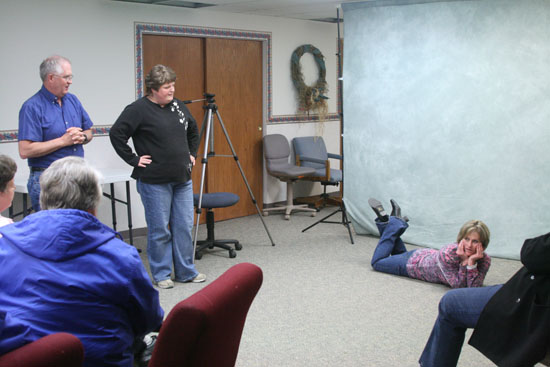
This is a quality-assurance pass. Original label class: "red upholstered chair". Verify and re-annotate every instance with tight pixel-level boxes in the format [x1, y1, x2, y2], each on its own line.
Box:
[0, 332, 84, 367]
[148, 262, 263, 367]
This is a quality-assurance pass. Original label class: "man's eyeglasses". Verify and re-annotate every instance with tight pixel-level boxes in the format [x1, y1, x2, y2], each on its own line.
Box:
[53, 74, 73, 81]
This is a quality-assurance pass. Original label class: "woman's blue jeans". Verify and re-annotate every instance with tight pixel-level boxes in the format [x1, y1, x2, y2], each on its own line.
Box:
[419, 284, 503, 367]
[371, 216, 413, 276]
[137, 179, 198, 283]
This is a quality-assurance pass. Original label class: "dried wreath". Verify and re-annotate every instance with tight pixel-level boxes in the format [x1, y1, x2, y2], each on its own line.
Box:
[290, 44, 328, 118]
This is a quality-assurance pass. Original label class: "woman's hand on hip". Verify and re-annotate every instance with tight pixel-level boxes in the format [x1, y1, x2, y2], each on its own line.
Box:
[138, 155, 152, 167]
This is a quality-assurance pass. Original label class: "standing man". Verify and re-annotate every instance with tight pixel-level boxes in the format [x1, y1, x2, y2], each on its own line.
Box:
[18, 55, 93, 212]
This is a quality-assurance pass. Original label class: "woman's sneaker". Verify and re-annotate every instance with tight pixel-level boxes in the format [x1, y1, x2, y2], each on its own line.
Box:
[156, 279, 174, 289]
[191, 273, 206, 283]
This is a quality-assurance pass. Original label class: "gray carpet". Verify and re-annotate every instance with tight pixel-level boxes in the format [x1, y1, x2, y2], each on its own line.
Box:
[135, 207, 525, 367]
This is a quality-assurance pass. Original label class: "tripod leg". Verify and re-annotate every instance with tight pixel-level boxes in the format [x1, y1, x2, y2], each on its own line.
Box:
[192, 108, 214, 262]
[301, 209, 341, 232]
[214, 110, 276, 246]
[300, 202, 354, 244]
[341, 201, 355, 244]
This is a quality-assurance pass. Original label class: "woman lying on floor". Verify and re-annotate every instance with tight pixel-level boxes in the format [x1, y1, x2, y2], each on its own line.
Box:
[368, 198, 491, 288]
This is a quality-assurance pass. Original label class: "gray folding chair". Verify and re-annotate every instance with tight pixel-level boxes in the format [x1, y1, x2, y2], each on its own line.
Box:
[292, 136, 343, 209]
[262, 134, 317, 220]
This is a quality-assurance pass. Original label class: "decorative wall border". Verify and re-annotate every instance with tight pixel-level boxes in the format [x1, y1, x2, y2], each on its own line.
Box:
[0, 130, 18, 142]
[91, 125, 111, 136]
[0, 126, 111, 143]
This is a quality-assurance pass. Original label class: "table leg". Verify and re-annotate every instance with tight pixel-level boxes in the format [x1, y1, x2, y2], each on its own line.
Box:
[23, 194, 28, 217]
[126, 181, 133, 246]
[110, 183, 117, 231]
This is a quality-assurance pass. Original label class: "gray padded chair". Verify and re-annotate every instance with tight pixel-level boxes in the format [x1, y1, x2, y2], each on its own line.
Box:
[292, 136, 343, 209]
[262, 134, 317, 220]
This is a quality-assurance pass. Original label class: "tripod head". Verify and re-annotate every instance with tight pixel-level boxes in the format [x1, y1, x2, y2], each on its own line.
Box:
[182, 92, 216, 105]
[204, 92, 215, 103]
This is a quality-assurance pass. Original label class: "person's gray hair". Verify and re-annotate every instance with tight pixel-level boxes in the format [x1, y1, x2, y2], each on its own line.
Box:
[39, 55, 71, 82]
[144, 64, 176, 95]
[0, 155, 17, 193]
[39, 156, 102, 211]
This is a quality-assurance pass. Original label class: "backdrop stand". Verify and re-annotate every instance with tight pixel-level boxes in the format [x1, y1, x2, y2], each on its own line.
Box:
[300, 6, 354, 244]
[302, 199, 354, 244]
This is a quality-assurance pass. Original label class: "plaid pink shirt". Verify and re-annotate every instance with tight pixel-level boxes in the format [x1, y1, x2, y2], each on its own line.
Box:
[406, 243, 491, 288]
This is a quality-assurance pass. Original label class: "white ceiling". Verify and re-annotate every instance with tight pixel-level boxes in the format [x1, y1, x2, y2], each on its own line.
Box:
[112, 0, 365, 22]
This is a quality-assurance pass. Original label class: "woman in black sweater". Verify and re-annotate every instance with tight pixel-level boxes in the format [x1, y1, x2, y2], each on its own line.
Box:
[110, 64, 205, 289]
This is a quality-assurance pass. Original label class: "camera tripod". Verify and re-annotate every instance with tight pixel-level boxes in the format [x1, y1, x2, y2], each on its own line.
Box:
[187, 93, 275, 261]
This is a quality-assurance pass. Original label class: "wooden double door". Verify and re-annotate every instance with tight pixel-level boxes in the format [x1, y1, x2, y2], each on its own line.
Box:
[142, 35, 263, 221]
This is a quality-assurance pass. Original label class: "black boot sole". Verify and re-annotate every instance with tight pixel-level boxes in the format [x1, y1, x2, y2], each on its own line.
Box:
[368, 198, 388, 221]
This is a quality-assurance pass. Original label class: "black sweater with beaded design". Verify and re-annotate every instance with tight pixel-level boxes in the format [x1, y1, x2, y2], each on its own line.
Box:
[110, 97, 199, 184]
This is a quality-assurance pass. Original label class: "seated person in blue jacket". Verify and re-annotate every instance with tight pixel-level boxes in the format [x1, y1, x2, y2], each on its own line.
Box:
[419, 231, 550, 367]
[0, 156, 164, 367]
[368, 198, 491, 288]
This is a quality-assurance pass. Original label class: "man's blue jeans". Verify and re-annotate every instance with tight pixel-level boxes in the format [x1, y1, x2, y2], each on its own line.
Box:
[137, 179, 198, 283]
[27, 171, 42, 212]
[371, 216, 413, 276]
[419, 284, 503, 367]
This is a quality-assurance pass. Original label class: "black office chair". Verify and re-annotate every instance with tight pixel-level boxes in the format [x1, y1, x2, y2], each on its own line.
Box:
[193, 192, 242, 259]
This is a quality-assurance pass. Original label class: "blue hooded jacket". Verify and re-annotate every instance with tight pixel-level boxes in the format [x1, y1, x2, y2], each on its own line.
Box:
[0, 209, 164, 367]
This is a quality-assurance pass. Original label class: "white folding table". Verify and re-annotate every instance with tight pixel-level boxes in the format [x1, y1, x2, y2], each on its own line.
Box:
[12, 168, 135, 246]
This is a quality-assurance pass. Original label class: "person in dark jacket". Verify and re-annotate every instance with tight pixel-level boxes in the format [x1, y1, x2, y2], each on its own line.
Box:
[419, 231, 550, 367]
[110, 64, 205, 289]
[0, 156, 164, 367]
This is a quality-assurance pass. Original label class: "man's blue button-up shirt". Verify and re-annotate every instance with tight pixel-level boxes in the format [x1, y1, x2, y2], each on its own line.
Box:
[18, 85, 93, 168]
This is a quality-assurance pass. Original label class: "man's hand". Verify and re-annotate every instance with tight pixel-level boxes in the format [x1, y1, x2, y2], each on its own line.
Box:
[190, 155, 196, 166]
[138, 155, 152, 168]
[19, 127, 90, 159]
[66, 127, 84, 145]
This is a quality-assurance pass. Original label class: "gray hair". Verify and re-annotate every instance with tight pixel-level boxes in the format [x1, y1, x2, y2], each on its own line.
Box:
[39, 55, 71, 82]
[39, 157, 102, 211]
[144, 64, 176, 94]
[0, 155, 17, 193]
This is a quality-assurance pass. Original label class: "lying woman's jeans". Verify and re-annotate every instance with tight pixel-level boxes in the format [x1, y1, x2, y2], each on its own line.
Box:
[371, 216, 415, 277]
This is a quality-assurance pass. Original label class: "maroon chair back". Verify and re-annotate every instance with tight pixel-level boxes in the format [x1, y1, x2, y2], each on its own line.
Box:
[0, 332, 84, 367]
[149, 262, 263, 367]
